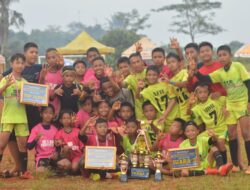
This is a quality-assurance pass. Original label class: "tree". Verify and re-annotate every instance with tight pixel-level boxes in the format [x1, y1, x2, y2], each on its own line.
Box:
[108, 9, 150, 32]
[153, 0, 224, 42]
[101, 29, 141, 67]
[0, 0, 24, 55]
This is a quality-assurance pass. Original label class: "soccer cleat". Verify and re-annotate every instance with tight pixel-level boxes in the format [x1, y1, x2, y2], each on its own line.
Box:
[205, 168, 219, 175]
[20, 171, 34, 179]
[219, 163, 233, 176]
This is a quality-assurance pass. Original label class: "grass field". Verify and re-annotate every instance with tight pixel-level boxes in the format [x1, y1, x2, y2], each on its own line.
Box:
[0, 149, 250, 190]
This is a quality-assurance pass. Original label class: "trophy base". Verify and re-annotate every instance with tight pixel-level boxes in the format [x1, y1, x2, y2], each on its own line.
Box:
[155, 172, 162, 181]
[130, 168, 150, 179]
[120, 173, 128, 182]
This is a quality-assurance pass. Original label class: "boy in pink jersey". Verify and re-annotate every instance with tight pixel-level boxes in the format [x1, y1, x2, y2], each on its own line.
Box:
[152, 118, 185, 175]
[55, 110, 85, 174]
[39, 48, 63, 118]
[73, 60, 87, 84]
[79, 118, 119, 180]
[27, 105, 58, 172]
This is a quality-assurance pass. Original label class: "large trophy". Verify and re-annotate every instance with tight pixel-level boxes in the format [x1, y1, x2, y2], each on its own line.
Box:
[154, 151, 163, 181]
[129, 124, 151, 179]
[119, 153, 128, 182]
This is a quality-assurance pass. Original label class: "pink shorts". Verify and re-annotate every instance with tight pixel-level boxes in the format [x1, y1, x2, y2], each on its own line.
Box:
[70, 156, 81, 164]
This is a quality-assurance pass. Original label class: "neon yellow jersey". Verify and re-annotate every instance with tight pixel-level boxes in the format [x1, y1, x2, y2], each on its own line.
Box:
[0, 76, 27, 124]
[124, 69, 146, 119]
[180, 136, 211, 170]
[191, 97, 227, 137]
[171, 69, 190, 121]
[140, 82, 177, 113]
[209, 62, 250, 111]
[122, 136, 134, 156]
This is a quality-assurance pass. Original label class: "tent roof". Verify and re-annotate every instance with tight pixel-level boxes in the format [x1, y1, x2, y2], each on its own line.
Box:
[235, 44, 250, 58]
[122, 37, 157, 60]
[57, 32, 115, 55]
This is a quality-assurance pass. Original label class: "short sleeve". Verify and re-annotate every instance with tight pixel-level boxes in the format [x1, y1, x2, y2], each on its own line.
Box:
[237, 62, 250, 81]
[209, 69, 221, 83]
[28, 126, 38, 143]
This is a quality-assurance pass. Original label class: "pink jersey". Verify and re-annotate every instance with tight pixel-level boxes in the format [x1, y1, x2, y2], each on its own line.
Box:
[28, 123, 58, 162]
[83, 68, 100, 90]
[45, 70, 63, 116]
[160, 65, 173, 79]
[86, 133, 116, 147]
[158, 133, 183, 158]
[55, 128, 84, 161]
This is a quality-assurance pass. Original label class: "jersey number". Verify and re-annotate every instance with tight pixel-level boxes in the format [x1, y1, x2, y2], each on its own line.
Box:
[209, 110, 218, 125]
[155, 95, 168, 112]
[177, 88, 189, 103]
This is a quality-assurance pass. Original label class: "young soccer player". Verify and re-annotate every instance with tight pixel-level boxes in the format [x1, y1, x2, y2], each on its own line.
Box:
[52, 66, 85, 113]
[117, 57, 130, 79]
[55, 110, 84, 174]
[166, 53, 190, 121]
[116, 102, 135, 125]
[27, 105, 58, 172]
[39, 48, 64, 118]
[79, 118, 118, 180]
[100, 77, 133, 106]
[187, 42, 226, 97]
[151, 47, 172, 78]
[0, 53, 31, 178]
[187, 83, 228, 164]
[122, 52, 146, 120]
[179, 121, 233, 177]
[184, 43, 201, 68]
[194, 45, 250, 174]
[73, 60, 87, 84]
[152, 118, 185, 175]
[141, 101, 164, 143]
[138, 65, 178, 130]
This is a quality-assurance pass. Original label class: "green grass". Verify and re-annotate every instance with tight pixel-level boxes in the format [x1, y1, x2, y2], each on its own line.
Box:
[0, 173, 250, 190]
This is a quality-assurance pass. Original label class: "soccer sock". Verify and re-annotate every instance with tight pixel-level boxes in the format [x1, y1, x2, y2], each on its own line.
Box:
[229, 139, 238, 166]
[19, 151, 28, 173]
[220, 151, 227, 164]
[188, 170, 205, 176]
[244, 141, 250, 166]
[214, 151, 224, 168]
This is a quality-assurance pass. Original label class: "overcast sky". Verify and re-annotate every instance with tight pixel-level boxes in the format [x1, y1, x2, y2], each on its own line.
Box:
[12, 0, 250, 47]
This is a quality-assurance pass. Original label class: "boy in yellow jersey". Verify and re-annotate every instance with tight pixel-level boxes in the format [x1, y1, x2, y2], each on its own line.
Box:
[179, 121, 233, 177]
[187, 82, 228, 164]
[138, 65, 179, 131]
[121, 52, 146, 120]
[166, 53, 190, 121]
[194, 45, 250, 174]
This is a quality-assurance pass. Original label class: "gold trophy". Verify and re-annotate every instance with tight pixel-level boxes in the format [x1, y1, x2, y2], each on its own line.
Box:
[119, 153, 128, 182]
[144, 150, 150, 168]
[131, 149, 138, 168]
[154, 151, 163, 181]
[138, 149, 145, 168]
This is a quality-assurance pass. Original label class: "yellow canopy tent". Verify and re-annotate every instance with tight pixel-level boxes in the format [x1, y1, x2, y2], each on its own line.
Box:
[57, 32, 115, 55]
[235, 44, 250, 58]
[122, 37, 157, 60]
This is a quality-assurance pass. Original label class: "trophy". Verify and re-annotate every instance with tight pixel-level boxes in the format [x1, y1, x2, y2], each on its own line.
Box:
[119, 153, 128, 182]
[154, 151, 163, 181]
[138, 149, 145, 168]
[144, 150, 150, 168]
[131, 149, 138, 168]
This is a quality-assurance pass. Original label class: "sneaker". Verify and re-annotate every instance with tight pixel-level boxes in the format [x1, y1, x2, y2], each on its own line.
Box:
[205, 168, 219, 175]
[219, 163, 233, 176]
[20, 171, 34, 179]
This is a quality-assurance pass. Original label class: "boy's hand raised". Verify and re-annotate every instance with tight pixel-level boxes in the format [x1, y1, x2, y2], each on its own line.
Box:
[137, 79, 145, 89]
[54, 85, 64, 96]
[72, 86, 81, 96]
[112, 101, 121, 111]
[135, 42, 143, 53]
[188, 92, 197, 106]
[169, 37, 180, 49]
[5, 74, 15, 87]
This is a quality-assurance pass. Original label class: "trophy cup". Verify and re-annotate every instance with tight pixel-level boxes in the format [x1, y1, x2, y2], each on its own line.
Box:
[138, 149, 145, 168]
[131, 149, 138, 168]
[119, 153, 128, 182]
[154, 151, 163, 181]
[144, 150, 150, 168]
